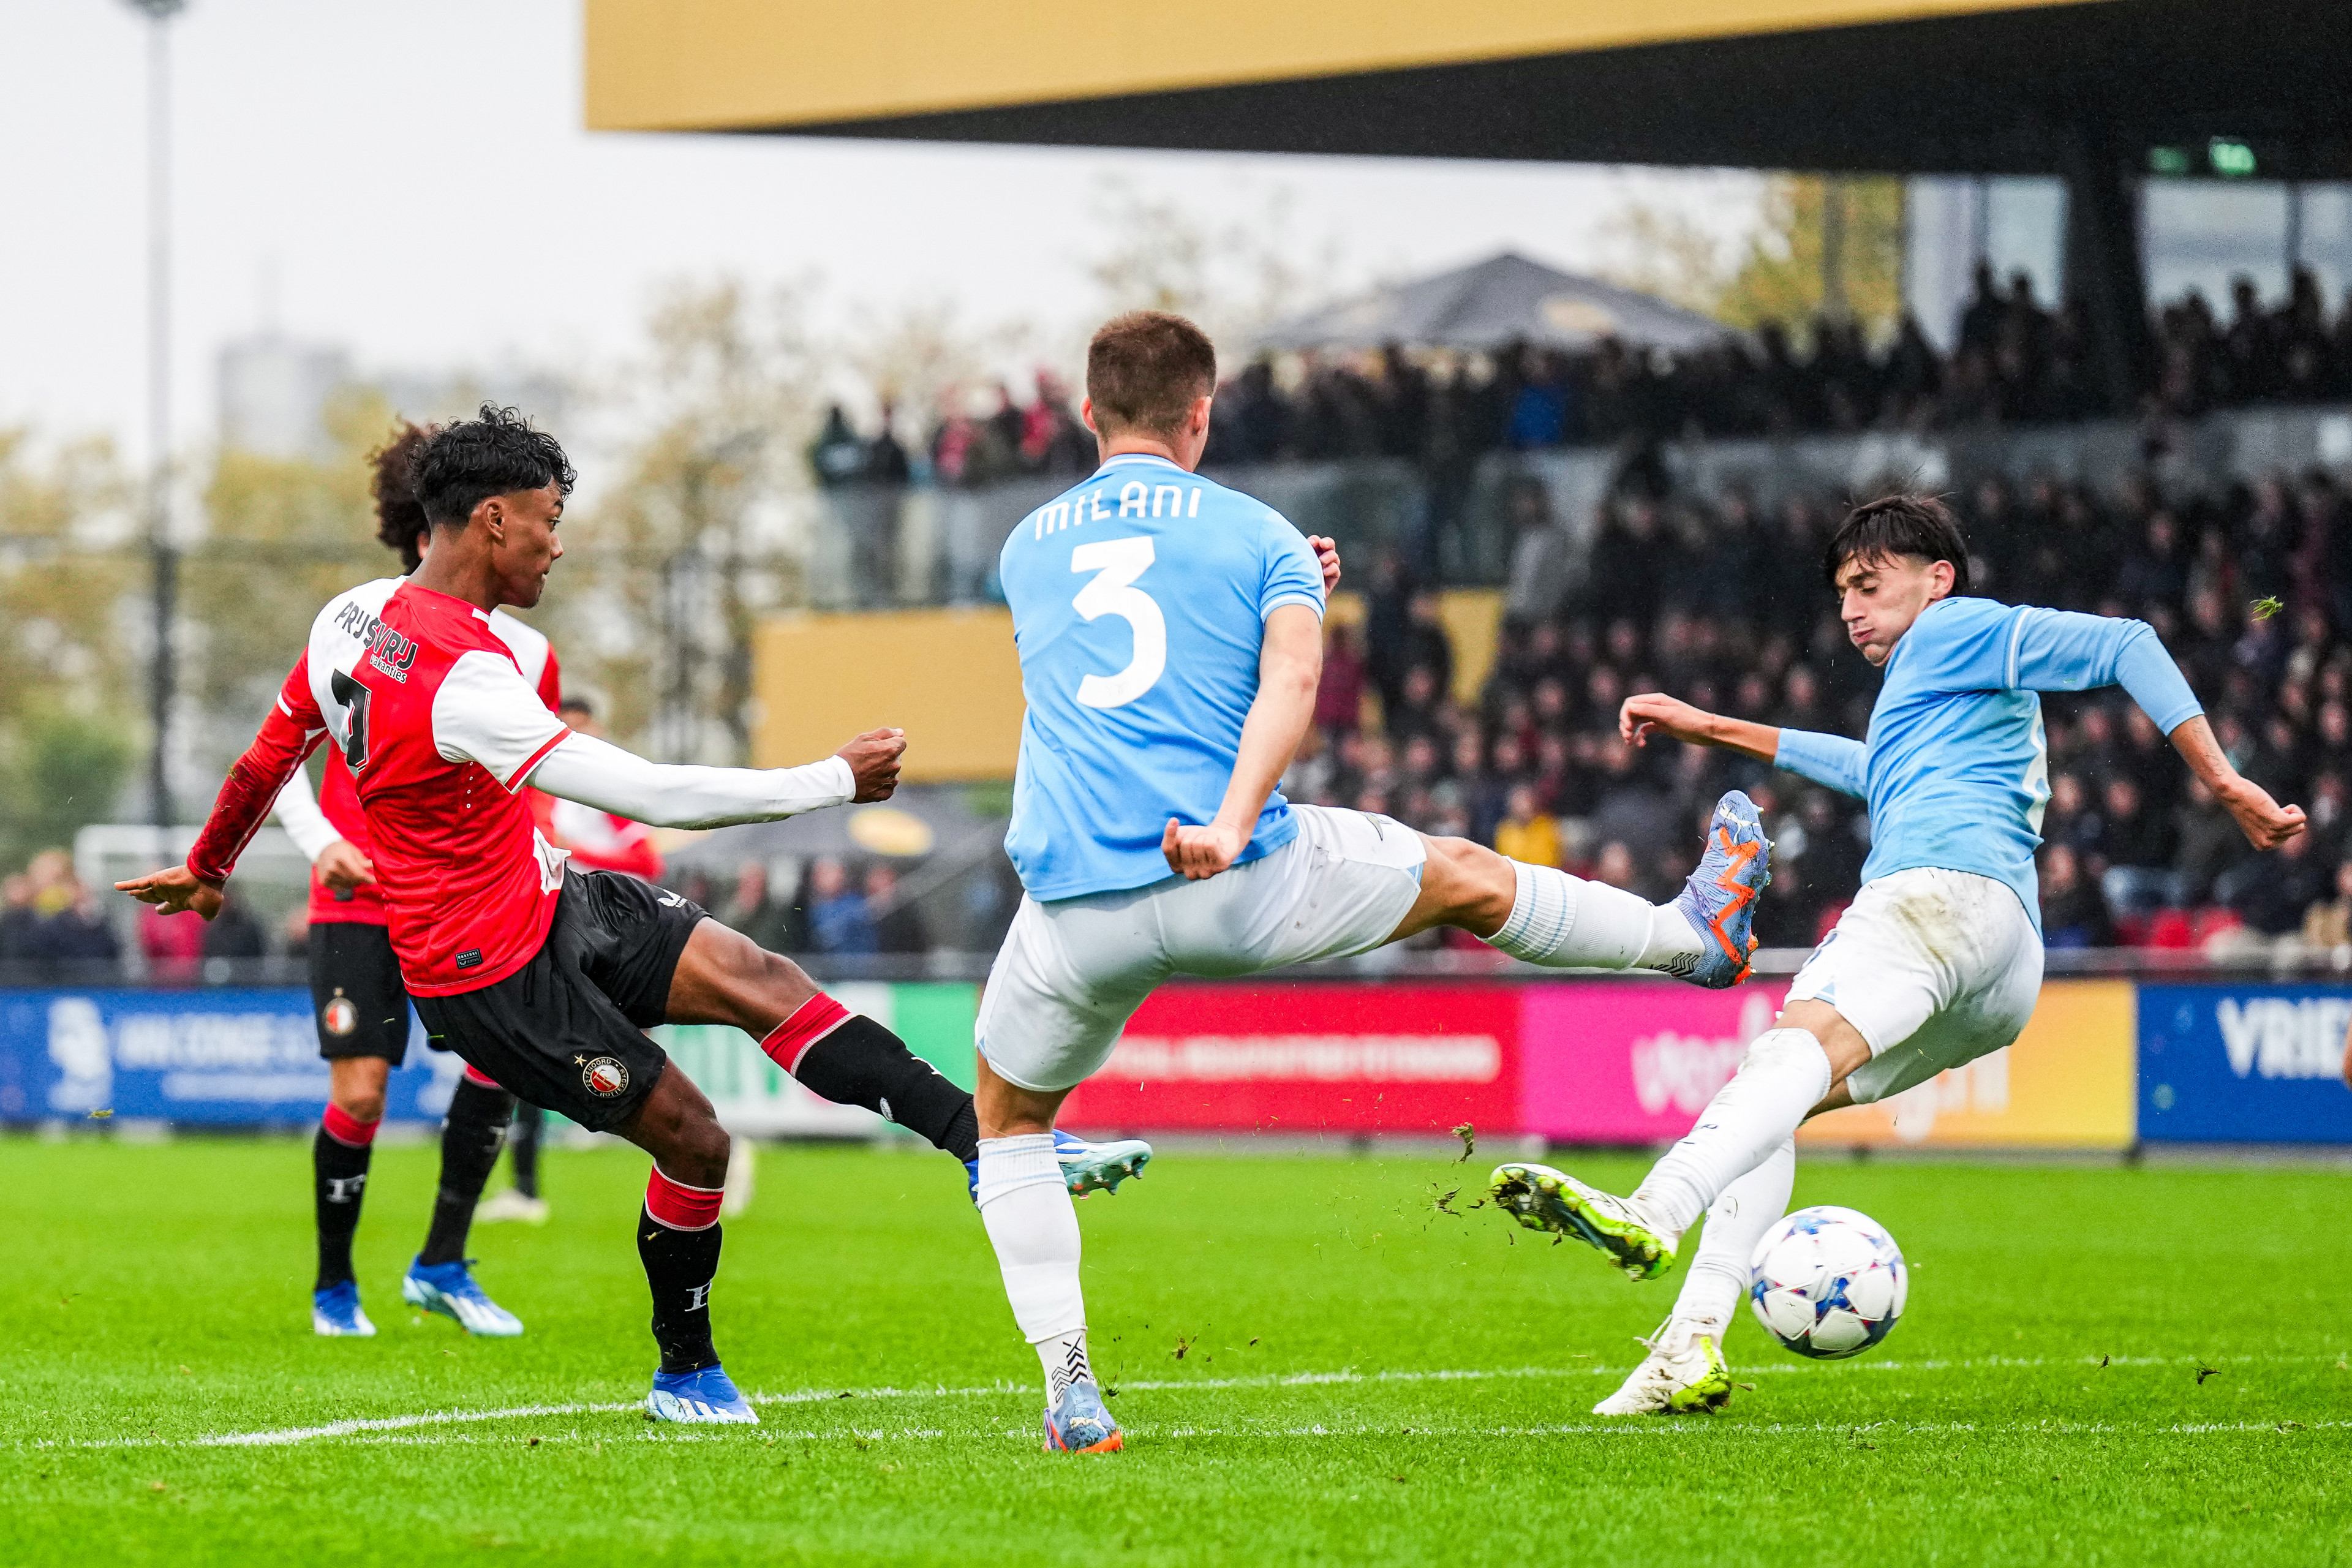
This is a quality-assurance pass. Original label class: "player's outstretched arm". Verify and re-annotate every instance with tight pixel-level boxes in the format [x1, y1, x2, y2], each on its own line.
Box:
[523, 727, 904, 830]
[118, 698, 325, 919]
[2168, 714, 2305, 850]
[1623, 691, 1868, 798]
[1619, 693, 1780, 761]
[1164, 603, 1322, 880]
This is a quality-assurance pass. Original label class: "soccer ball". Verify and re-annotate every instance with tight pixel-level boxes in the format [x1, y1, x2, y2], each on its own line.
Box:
[1747, 1205, 1907, 1359]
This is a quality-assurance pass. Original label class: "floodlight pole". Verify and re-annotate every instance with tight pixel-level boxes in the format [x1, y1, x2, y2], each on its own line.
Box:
[129, 0, 187, 832]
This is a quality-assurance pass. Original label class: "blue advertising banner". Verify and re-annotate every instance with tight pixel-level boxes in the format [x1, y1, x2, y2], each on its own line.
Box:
[2138, 983, 2352, 1144]
[0, 988, 459, 1124]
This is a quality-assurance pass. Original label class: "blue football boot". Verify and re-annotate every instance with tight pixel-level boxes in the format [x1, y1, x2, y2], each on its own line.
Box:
[401, 1256, 524, 1337]
[1670, 790, 1772, 988]
[311, 1280, 375, 1338]
[647, 1363, 760, 1425]
[965, 1129, 1155, 1202]
[1041, 1378, 1123, 1453]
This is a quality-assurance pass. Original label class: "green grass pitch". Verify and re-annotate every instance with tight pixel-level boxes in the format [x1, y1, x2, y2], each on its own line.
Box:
[5, 1134, 2349, 1566]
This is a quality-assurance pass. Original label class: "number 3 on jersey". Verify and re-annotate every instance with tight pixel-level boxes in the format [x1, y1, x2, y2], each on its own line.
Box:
[1070, 537, 1166, 709]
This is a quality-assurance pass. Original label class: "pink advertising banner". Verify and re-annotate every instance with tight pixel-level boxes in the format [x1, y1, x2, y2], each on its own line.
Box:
[1519, 979, 1791, 1142]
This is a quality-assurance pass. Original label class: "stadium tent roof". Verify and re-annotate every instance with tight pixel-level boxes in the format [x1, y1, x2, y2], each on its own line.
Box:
[1253, 253, 1733, 356]
[584, 0, 2352, 181]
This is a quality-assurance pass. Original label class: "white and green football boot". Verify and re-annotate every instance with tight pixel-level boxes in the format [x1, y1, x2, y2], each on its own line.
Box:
[1488, 1162, 1678, 1281]
[1592, 1318, 1733, 1416]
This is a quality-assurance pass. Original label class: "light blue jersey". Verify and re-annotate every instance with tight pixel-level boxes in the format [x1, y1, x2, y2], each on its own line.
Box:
[1774, 595, 2203, 932]
[999, 453, 1327, 902]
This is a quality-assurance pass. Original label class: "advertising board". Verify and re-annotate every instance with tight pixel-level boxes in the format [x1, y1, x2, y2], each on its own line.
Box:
[2136, 982, 2352, 1143]
[1059, 982, 1519, 1134]
[0, 981, 981, 1132]
[0, 987, 458, 1124]
[1517, 978, 2136, 1150]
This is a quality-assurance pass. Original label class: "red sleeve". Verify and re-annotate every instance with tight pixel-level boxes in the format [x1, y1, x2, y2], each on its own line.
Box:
[187, 654, 326, 886]
[537, 641, 563, 713]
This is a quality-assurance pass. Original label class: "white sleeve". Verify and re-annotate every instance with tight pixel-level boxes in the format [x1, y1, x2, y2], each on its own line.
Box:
[271, 764, 342, 863]
[524, 731, 856, 829]
[430, 649, 573, 789]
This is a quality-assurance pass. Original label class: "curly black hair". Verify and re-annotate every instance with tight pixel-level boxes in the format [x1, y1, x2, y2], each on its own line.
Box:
[411, 404, 576, 530]
[1823, 493, 1973, 595]
[368, 419, 437, 571]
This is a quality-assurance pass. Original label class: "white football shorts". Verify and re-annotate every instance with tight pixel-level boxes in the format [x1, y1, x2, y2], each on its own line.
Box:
[976, 805, 1428, 1092]
[1785, 865, 2044, 1106]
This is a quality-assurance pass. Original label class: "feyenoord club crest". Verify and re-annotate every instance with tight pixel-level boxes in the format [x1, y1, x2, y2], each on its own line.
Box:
[582, 1056, 630, 1098]
[322, 990, 358, 1038]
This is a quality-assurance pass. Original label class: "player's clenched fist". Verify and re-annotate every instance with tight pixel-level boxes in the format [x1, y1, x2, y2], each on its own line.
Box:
[1162, 818, 1243, 880]
[1307, 535, 1343, 594]
[837, 728, 907, 802]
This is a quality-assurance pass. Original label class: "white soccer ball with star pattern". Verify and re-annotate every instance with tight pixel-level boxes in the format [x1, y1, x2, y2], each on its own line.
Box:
[1747, 1204, 1907, 1359]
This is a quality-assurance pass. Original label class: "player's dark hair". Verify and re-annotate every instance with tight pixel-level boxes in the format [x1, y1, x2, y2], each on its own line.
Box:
[559, 694, 594, 717]
[411, 404, 576, 529]
[1824, 493, 1973, 596]
[1086, 311, 1217, 440]
[368, 419, 438, 571]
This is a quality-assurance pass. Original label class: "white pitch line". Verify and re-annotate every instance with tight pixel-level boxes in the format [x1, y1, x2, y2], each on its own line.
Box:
[66, 1351, 2340, 1451]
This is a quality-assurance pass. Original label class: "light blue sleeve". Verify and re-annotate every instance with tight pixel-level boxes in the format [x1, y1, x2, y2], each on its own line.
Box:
[1259, 511, 1327, 621]
[1774, 728, 1869, 799]
[1908, 600, 2204, 733]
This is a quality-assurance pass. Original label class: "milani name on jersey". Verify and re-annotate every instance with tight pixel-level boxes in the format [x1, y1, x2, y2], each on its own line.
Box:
[191, 577, 573, 994]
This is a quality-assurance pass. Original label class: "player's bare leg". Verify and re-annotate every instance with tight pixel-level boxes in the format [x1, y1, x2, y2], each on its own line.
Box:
[667, 919, 1148, 1198]
[1390, 790, 1770, 989]
[973, 1056, 1120, 1452]
[665, 919, 981, 1165]
[1496, 998, 1864, 1285]
[607, 1063, 750, 1421]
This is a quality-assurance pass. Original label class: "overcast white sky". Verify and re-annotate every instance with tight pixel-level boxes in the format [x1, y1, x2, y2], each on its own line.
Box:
[0, 0, 1763, 467]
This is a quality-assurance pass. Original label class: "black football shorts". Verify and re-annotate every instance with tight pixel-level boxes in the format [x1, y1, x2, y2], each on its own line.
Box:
[309, 921, 414, 1065]
[410, 869, 707, 1131]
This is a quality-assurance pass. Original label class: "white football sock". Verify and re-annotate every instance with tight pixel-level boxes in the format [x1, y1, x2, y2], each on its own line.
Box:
[1670, 1136, 1796, 1337]
[975, 1133, 1087, 1402]
[1632, 1028, 1831, 1235]
[1485, 861, 1702, 974]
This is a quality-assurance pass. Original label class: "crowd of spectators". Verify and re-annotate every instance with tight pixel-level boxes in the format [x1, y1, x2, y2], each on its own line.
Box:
[806, 266, 2352, 491]
[671, 855, 933, 962]
[0, 851, 121, 974]
[1289, 464, 2352, 959]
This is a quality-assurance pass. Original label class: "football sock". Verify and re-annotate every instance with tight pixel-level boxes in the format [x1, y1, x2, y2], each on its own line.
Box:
[1671, 1136, 1795, 1336]
[1634, 1029, 1831, 1236]
[764, 998, 981, 1164]
[508, 1101, 543, 1200]
[313, 1103, 378, 1291]
[1485, 861, 1703, 975]
[976, 1133, 1087, 1401]
[640, 1167, 726, 1374]
[418, 1072, 514, 1267]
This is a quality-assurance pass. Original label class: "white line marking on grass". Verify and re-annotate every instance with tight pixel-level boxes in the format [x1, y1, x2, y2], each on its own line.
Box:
[86, 1352, 2342, 1450]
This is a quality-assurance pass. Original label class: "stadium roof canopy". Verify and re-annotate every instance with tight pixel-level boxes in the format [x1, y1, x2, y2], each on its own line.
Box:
[1255, 252, 1733, 355]
[586, 0, 2352, 180]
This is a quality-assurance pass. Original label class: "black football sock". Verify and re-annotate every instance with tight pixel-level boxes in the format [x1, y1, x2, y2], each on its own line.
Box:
[508, 1101, 543, 1200]
[790, 1014, 979, 1163]
[313, 1118, 374, 1291]
[418, 1075, 514, 1266]
[639, 1203, 724, 1374]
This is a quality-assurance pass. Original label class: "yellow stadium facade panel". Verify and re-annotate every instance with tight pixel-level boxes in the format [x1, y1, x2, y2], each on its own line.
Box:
[753, 607, 1027, 782]
[584, 0, 2103, 132]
